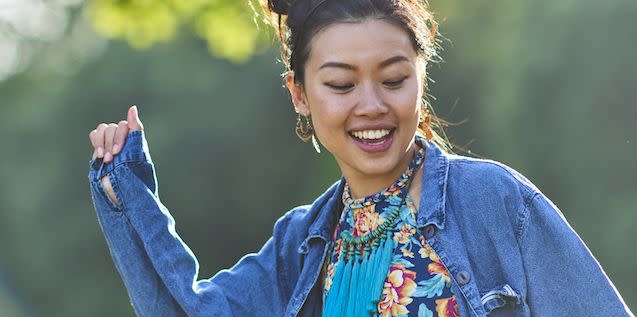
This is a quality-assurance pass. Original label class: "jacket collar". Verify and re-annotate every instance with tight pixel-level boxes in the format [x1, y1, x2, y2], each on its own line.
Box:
[416, 138, 449, 230]
[297, 139, 449, 254]
[297, 178, 344, 254]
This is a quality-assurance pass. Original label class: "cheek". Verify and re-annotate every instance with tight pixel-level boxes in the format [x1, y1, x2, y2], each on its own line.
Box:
[309, 93, 351, 133]
[387, 84, 420, 120]
[311, 102, 351, 153]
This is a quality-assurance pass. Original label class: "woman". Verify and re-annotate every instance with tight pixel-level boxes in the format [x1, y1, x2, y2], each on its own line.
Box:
[87, 0, 633, 316]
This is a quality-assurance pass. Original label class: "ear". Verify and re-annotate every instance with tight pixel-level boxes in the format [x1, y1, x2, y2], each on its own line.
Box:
[285, 72, 311, 116]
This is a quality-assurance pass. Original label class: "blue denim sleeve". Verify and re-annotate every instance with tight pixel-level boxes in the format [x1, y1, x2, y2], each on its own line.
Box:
[88, 130, 288, 316]
[518, 190, 634, 316]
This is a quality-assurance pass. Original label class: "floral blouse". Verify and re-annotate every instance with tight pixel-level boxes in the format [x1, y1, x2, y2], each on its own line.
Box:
[322, 191, 460, 317]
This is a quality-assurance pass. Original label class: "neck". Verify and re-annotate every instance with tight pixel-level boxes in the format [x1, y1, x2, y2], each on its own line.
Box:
[344, 142, 417, 199]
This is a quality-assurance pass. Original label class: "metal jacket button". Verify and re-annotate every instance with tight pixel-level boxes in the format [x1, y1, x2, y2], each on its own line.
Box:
[457, 271, 471, 285]
[92, 157, 103, 170]
[423, 225, 436, 239]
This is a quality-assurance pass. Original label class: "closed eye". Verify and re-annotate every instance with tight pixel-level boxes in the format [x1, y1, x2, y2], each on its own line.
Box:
[384, 76, 408, 88]
[325, 83, 354, 91]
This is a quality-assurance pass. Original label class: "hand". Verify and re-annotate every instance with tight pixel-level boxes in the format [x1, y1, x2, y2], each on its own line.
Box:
[88, 105, 144, 206]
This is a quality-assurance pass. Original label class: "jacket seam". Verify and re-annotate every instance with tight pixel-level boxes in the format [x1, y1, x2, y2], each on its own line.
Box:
[449, 158, 539, 241]
[438, 152, 450, 227]
[276, 210, 294, 304]
[108, 158, 152, 174]
[119, 208, 191, 315]
[114, 163, 218, 315]
[431, 240, 482, 317]
[450, 158, 538, 192]
[90, 157, 151, 183]
[516, 191, 540, 246]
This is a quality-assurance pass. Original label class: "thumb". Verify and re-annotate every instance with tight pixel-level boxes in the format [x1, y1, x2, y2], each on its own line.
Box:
[127, 105, 144, 131]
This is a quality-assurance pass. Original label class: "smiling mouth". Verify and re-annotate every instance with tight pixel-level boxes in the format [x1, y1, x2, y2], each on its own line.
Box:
[348, 128, 395, 144]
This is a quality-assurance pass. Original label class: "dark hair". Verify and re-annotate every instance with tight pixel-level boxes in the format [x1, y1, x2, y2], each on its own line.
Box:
[256, 0, 452, 152]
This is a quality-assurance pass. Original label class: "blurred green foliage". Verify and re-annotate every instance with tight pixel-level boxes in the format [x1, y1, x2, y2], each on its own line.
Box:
[87, 0, 266, 62]
[0, 0, 635, 316]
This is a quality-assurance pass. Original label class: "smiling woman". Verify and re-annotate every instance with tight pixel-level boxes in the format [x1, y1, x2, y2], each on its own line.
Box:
[286, 19, 426, 199]
[86, 0, 634, 316]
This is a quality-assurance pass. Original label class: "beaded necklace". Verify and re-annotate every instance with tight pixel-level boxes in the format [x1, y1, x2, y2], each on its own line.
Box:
[322, 139, 426, 317]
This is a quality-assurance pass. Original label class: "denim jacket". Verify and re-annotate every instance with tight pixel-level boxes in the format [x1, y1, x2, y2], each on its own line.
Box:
[88, 130, 633, 317]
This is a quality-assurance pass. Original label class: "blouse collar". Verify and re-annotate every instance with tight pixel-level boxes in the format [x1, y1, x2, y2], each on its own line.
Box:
[341, 136, 426, 211]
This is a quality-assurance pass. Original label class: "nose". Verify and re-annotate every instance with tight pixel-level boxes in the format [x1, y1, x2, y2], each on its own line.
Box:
[353, 82, 389, 118]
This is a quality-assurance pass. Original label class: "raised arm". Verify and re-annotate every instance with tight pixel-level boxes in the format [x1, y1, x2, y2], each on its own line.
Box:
[87, 107, 290, 316]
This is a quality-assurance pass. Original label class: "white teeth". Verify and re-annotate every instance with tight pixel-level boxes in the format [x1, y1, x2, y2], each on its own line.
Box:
[351, 129, 391, 140]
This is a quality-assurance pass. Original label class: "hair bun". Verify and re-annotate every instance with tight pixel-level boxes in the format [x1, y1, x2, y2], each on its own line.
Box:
[268, 0, 295, 15]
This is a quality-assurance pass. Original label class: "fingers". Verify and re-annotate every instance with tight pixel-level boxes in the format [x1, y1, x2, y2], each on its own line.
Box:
[89, 105, 144, 164]
[127, 105, 144, 131]
[103, 123, 118, 163]
[89, 129, 99, 160]
[89, 123, 108, 159]
[113, 120, 129, 155]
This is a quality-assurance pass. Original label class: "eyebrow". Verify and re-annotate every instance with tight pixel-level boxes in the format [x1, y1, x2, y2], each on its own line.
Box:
[318, 55, 410, 71]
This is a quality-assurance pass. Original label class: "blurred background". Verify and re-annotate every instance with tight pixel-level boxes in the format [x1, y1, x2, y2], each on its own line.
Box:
[0, 0, 635, 316]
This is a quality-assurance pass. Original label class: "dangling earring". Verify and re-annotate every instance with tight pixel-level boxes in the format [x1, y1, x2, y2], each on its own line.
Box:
[419, 107, 434, 141]
[295, 114, 321, 153]
[295, 114, 313, 142]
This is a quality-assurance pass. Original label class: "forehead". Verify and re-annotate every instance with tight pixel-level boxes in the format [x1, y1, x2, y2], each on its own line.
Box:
[307, 19, 417, 71]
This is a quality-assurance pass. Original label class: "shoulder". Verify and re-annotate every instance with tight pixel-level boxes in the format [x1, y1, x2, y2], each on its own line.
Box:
[273, 205, 313, 234]
[444, 154, 543, 238]
[446, 153, 539, 200]
[276, 183, 339, 230]
[270, 179, 342, 250]
[269, 205, 312, 244]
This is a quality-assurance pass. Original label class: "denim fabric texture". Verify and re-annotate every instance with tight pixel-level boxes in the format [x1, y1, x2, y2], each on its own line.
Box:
[88, 130, 634, 317]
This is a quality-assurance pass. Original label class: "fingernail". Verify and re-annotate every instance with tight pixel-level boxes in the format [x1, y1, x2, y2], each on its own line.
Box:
[97, 147, 104, 158]
[104, 152, 112, 163]
[112, 144, 120, 154]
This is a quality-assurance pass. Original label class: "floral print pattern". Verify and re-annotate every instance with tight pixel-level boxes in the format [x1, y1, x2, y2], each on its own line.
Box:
[352, 205, 382, 237]
[435, 297, 460, 317]
[323, 195, 459, 316]
[323, 156, 459, 317]
[378, 264, 417, 316]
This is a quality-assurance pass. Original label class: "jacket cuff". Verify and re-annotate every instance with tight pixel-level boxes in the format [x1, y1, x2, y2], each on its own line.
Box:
[88, 130, 152, 182]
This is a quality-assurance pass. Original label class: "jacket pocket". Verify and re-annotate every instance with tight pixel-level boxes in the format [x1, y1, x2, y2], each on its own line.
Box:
[480, 284, 523, 315]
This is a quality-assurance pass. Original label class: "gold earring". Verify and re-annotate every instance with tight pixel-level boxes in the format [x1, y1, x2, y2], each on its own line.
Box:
[419, 108, 434, 140]
[295, 114, 313, 142]
[295, 114, 321, 153]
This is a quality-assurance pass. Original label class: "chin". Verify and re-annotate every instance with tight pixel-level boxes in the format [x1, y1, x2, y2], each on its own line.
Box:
[350, 148, 403, 176]
[357, 161, 398, 177]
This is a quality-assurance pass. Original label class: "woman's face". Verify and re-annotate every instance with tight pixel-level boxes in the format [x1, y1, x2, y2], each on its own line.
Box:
[286, 19, 424, 197]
